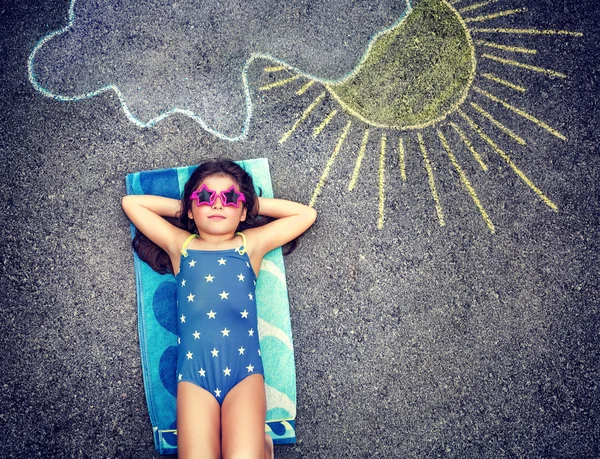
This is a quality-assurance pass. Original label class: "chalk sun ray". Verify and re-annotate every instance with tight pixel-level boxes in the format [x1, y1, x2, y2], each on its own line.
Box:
[417, 132, 445, 226]
[259, 74, 301, 91]
[296, 80, 315, 96]
[378, 133, 387, 230]
[473, 86, 567, 140]
[437, 129, 495, 232]
[481, 73, 527, 92]
[310, 120, 352, 207]
[263, 66, 287, 73]
[279, 91, 326, 144]
[476, 40, 537, 54]
[457, 108, 558, 211]
[463, 8, 527, 24]
[398, 137, 407, 182]
[469, 102, 526, 146]
[313, 109, 338, 138]
[470, 28, 583, 36]
[448, 121, 488, 171]
[481, 54, 567, 78]
[459, 0, 499, 14]
[349, 129, 370, 191]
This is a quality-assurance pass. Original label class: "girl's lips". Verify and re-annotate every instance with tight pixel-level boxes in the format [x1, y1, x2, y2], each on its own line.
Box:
[208, 215, 226, 220]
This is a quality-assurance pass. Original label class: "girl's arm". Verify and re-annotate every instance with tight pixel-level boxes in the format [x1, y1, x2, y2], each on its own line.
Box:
[246, 197, 317, 259]
[121, 195, 188, 257]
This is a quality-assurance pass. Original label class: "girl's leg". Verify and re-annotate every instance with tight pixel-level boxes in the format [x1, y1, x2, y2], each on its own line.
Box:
[221, 374, 272, 459]
[177, 381, 221, 459]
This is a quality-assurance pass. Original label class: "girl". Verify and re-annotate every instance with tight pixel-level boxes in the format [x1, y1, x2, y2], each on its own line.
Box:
[122, 159, 316, 459]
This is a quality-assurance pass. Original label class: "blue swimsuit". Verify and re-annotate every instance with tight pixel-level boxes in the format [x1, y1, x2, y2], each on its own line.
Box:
[176, 233, 264, 404]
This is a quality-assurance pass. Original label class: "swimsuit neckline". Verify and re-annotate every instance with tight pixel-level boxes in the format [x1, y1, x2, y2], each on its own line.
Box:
[182, 247, 243, 254]
[180, 232, 247, 257]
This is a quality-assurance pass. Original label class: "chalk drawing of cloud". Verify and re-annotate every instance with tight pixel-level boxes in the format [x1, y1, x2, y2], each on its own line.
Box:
[28, 0, 409, 140]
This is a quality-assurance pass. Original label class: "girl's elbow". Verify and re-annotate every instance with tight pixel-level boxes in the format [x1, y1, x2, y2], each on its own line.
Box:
[121, 195, 138, 216]
[307, 207, 317, 225]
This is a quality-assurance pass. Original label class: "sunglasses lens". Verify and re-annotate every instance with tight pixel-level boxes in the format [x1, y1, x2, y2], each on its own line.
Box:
[221, 186, 245, 207]
[191, 186, 214, 206]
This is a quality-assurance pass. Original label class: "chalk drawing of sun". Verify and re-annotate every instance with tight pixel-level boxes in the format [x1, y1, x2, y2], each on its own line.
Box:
[260, 0, 582, 232]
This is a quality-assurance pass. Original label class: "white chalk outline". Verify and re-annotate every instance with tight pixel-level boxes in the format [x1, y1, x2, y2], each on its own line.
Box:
[27, 0, 412, 141]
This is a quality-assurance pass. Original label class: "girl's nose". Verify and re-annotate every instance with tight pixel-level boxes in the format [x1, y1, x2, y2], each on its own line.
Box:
[212, 196, 224, 209]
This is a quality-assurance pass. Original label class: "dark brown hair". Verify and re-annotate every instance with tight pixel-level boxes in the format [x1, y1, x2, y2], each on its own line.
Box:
[132, 159, 297, 274]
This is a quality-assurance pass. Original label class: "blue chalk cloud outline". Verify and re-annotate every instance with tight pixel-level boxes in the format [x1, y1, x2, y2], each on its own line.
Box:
[28, 0, 412, 141]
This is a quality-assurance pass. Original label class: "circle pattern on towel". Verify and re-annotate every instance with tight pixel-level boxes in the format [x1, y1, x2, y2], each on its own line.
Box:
[152, 281, 177, 335]
[159, 345, 178, 398]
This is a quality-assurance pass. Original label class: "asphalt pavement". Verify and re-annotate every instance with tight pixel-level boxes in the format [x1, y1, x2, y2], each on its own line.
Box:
[1, 0, 599, 457]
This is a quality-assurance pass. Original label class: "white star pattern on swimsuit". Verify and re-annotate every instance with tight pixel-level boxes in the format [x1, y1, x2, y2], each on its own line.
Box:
[176, 247, 263, 403]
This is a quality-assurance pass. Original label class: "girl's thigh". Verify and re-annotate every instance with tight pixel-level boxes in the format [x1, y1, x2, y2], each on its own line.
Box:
[177, 381, 221, 459]
[221, 374, 267, 458]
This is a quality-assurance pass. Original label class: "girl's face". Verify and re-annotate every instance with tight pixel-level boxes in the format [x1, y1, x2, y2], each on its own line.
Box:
[187, 174, 247, 235]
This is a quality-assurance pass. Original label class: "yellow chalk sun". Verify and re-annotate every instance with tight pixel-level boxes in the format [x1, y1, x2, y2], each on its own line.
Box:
[260, 0, 582, 232]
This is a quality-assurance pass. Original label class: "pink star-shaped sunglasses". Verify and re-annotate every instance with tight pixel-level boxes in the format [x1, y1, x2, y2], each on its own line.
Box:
[189, 184, 247, 208]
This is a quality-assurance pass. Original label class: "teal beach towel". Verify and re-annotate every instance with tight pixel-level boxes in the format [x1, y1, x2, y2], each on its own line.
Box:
[125, 159, 297, 455]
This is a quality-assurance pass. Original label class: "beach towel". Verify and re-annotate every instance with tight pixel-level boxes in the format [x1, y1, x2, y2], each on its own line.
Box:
[126, 159, 297, 455]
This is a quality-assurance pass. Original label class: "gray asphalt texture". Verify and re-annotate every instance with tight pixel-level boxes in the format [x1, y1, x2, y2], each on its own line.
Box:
[1, 0, 599, 457]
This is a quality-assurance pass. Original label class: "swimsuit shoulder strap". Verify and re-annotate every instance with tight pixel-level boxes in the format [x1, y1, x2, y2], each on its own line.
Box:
[180, 234, 199, 257]
[235, 232, 247, 255]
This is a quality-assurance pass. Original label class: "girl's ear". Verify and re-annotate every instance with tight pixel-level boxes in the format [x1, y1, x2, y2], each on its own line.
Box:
[240, 207, 247, 222]
[188, 209, 193, 220]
